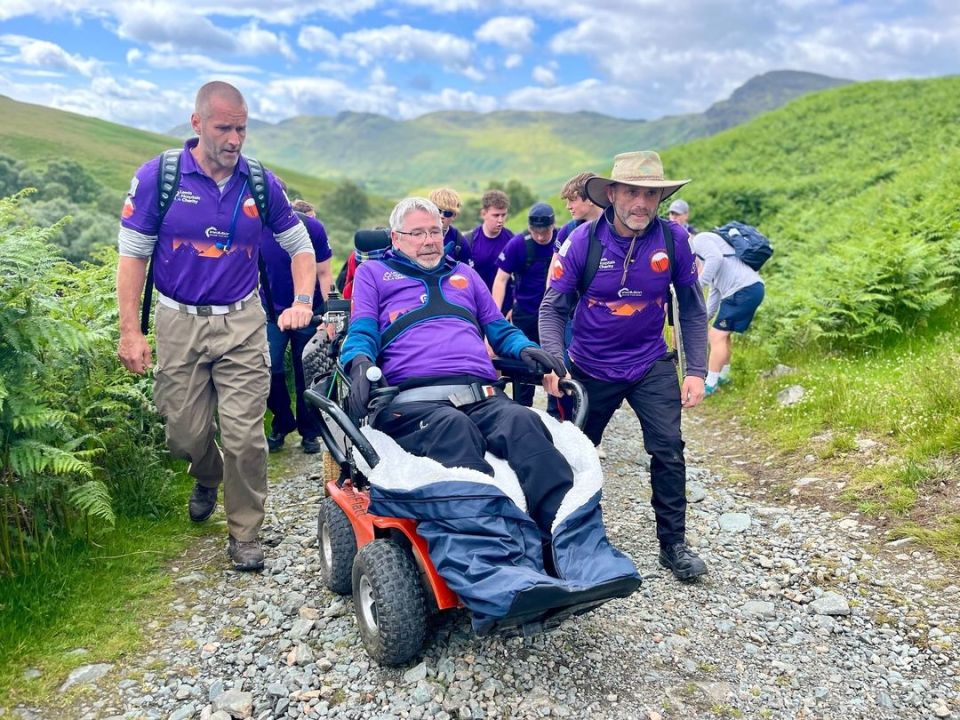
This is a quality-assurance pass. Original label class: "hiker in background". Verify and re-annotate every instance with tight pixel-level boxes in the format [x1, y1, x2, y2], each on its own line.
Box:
[116, 81, 316, 572]
[262, 185, 334, 454]
[556, 172, 602, 248]
[539, 150, 709, 582]
[429, 187, 472, 266]
[690, 231, 765, 396]
[552, 173, 603, 430]
[492, 202, 558, 408]
[468, 189, 513, 313]
[292, 198, 317, 217]
[667, 198, 698, 235]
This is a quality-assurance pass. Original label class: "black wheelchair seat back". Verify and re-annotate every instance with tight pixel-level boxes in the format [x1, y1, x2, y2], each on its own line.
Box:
[355, 228, 391, 262]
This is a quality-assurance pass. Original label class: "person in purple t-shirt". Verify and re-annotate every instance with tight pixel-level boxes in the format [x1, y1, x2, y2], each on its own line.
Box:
[555, 172, 603, 251]
[467, 189, 513, 313]
[116, 81, 317, 572]
[539, 150, 709, 582]
[429, 187, 472, 267]
[492, 202, 557, 407]
[260, 200, 333, 455]
[339, 197, 570, 537]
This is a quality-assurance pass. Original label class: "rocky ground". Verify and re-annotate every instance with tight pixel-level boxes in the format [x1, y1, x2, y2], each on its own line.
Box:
[10, 403, 960, 720]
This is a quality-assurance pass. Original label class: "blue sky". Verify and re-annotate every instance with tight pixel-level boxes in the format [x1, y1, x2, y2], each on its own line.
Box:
[0, 1, 957, 133]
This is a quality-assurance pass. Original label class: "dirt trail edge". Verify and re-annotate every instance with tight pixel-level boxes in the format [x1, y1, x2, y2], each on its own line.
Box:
[15, 407, 960, 720]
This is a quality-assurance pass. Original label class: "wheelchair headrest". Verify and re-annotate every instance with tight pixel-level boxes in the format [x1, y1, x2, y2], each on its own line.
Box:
[354, 228, 391, 262]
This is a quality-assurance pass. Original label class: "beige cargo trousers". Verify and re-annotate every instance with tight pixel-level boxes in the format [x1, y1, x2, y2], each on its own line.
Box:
[153, 298, 270, 542]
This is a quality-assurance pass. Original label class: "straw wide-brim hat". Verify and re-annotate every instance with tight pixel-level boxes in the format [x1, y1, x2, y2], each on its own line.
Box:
[585, 151, 691, 208]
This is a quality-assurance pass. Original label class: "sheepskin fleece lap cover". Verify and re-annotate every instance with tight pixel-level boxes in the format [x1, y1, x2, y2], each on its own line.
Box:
[355, 410, 641, 631]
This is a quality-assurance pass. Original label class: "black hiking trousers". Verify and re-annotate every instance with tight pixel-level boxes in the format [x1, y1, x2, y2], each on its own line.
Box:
[570, 356, 687, 546]
[372, 394, 574, 537]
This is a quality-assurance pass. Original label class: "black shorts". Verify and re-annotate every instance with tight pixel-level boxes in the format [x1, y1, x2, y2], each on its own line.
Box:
[714, 282, 764, 333]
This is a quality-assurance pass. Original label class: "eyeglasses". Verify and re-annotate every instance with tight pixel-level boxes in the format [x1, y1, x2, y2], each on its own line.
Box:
[395, 228, 444, 240]
[529, 216, 554, 226]
[439, 209, 458, 218]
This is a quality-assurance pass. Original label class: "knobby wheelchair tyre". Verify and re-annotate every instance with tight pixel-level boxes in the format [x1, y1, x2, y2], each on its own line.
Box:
[351, 539, 428, 666]
[318, 497, 356, 595]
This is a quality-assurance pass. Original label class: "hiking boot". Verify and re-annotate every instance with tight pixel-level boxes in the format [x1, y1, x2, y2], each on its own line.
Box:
[228, 535, 265, 572]
[188, 482, 217, 522]
[704, 383, 718, 397]
[659, 542, 707, 581]
[301, 436, 323, 454]
[718, 375, 732, 386]
[267, 432, 285, 452]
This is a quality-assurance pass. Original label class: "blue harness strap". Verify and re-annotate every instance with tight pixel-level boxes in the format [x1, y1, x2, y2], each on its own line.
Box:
[379, 258, 481, 348]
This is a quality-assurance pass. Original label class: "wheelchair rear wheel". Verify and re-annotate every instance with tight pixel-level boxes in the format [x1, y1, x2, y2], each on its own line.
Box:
[318, 497, 357, 595]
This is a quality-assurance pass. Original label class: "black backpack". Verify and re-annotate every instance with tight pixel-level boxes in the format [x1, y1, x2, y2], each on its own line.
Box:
[714, 221, 773, 271]
[140, 149, 275, 333]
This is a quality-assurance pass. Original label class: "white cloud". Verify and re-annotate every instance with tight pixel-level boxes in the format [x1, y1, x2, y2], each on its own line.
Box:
[298, 25, 338, 53]
[370, 65, 387, 84]
[531, 64, 555, 86]
[461, 65, 485, 82]
[475, 16, 535, 48]
[396, 87, 497, 118]
[504, 78, 637, 115]
[0, 35, 101, 77]
[139, 52, 264, 75]
[236, 23, 296, 61]
[338, 25, 473, 68]
[504, 53, 523, 69]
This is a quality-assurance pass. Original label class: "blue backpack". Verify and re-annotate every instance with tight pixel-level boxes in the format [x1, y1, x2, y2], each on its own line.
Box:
[715, 221, 773, 271]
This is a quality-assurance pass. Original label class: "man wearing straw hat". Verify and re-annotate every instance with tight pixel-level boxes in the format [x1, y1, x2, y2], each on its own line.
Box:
[539, 150, 709, 581]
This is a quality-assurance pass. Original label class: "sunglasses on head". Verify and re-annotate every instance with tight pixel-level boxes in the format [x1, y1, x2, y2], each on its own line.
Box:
[439, 208, 458, 218]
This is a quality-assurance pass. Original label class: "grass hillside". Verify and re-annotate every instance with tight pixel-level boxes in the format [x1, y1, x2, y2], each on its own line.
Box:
[170, 71, 848, 199]
[659, 76, 960, 548]
[0, 95, 391, 259]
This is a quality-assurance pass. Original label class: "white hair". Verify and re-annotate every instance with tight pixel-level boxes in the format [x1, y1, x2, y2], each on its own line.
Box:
[389, 197, 440, 231]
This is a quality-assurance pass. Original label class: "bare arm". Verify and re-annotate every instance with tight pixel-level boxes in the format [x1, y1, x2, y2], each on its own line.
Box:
[277, 251, 317, 330]
[316, 258, 333, 302]
[116, 255, 152, 374]
[491, 269, 510, 315]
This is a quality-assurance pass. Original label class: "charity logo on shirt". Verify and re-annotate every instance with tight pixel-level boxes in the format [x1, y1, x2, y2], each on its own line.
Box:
[242, 197, 259, 219]
[650, 251, 670, 273]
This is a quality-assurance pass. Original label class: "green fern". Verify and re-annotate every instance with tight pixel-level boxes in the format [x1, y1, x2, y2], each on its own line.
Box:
[67, 480, 115, 527]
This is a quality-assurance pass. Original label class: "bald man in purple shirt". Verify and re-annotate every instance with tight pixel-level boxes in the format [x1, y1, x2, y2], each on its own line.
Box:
[116, 81, 316, 571]
[540, 151, 709, 582]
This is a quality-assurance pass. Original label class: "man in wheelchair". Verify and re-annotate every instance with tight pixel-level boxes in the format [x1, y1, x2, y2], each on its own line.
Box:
[340, 197, 641, 634]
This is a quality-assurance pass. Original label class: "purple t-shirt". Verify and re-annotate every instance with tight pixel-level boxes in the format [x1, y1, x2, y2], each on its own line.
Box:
[350, 259, 503, 385]
[120, 139, 299, 305]
[549, 216, 697, 382]
[555, 219, 584, 251]
[496, 231, 556, 315]
[444, 226, 473, 265]
[468, 225, 513, 312]
[260, 214, 332, 315]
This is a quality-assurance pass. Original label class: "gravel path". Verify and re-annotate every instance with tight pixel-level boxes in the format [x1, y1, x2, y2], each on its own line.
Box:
[18, 406, 960, 720]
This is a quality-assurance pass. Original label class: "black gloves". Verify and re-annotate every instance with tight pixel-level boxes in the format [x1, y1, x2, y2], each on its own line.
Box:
[346, 355, 374, 423]
[520, 347, 567, 377]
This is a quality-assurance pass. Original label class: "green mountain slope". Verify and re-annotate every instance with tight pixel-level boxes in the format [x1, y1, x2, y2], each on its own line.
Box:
[662, 74, 960, 350]
[0, 95, 388, 258]
[169, 70, 848, 198]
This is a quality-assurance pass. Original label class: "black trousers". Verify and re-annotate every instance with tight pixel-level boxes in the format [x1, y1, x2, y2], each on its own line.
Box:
[571, 357, 687, 546]
[373, 395, 574, 536]
[509, 307, 538, 408]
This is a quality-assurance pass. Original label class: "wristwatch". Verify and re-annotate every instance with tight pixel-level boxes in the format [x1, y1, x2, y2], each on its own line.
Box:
[294, 293, 312, 306]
